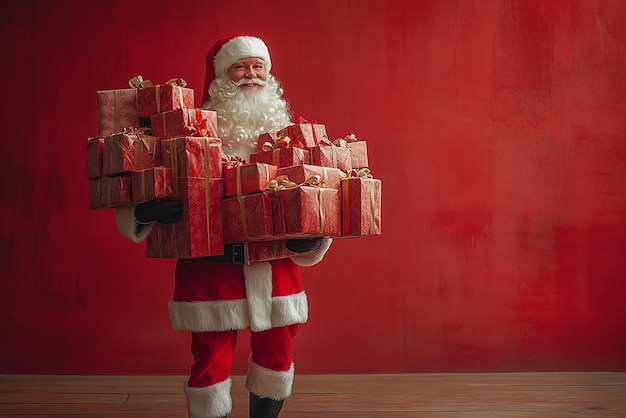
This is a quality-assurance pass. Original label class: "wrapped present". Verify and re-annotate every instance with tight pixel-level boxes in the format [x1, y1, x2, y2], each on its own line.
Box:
[249, 146, 309, 168]
[147, 178, 224, 258]
[270, 178, 340, 237]
[230, 240, 298, 264]
[103, 129, 161, 176]
[150, 108, 218, 140]
[161, 136, 222, 180]
[277, 164, 343, 190]
[257, 132, 285, 152]
[277, 117, 327, 148]
[89, 175, 132, 209]
[86, 137, 105, 179]
[341, 134, 369, 169]
[224, 162, 277, 198]
[341, 169, 382, 236]
[96, 88, 139, 137]
[131, 167, 173, 204]
[134, 77, 194, 117]
[222, 192, 273, 243]
[309, 139, 352, 172]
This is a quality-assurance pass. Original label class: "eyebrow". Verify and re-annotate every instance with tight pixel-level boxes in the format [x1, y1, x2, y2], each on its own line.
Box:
[235, 58, 265, 65]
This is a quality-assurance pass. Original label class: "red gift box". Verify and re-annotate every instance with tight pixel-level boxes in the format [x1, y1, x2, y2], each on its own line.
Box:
[150, 108, 218, 140]
[224, 162, 277, 198]
[131, 167, 173, 204]
[136, 83, 194, 117]
[222, 192, 274, 243]
[102, 130, 161, 176]
[347, 140, 369, 169]
[86, 137, 105, 179]
[278, 119, 327, 148]
[309, 140, 352, 173]
[146, 178, 224, 258]
[277, 164, 343, 190]
[272, 184, 340, 237]
[97, 88, 139, 137]
[257, 132, 284, 152]
[89, 175, 132, 209]
[161, 136, 223, 180]
[249, 147, 309, 168]
[341, 173, 382, 236]
[231, 240, 298, 264]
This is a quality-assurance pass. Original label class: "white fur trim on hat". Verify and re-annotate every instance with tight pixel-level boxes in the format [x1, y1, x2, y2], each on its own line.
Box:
[213, 36, 272, 78]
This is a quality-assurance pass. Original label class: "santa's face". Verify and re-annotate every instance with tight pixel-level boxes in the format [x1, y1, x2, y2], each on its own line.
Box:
[228, 57, 267, 91]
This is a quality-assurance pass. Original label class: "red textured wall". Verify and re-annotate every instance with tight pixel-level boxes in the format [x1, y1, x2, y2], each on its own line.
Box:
[1, 0, 625, 374]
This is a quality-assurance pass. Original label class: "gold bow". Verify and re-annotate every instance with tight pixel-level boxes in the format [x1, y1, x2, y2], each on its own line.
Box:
[347, 168, 373, 178]
[266, 175, 299, 193]
[128, 75, 188, 88]
[261, 134, 292, 152]
[128, 75, 153, 88]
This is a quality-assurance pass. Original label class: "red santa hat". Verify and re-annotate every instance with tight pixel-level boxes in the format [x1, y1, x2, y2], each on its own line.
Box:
[201, 35, 272, 104]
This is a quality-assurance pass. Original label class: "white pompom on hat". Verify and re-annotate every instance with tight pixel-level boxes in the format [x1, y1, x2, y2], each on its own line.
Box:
[201, 35, 272, 103]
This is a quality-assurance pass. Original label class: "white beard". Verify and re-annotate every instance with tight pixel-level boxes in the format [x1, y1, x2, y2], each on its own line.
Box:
[202, 74, 292, 161]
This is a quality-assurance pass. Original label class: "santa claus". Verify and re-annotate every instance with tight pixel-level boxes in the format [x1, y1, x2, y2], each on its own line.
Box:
[114, 35, 332, 418]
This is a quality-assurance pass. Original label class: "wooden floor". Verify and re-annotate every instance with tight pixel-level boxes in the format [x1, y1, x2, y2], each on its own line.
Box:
[0, 373, 625, 417]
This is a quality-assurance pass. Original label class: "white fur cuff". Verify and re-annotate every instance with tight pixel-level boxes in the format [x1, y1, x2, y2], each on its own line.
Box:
[290, 238, 333, 267]
[114, 205, 153, 243]
[245, 359, 294, 401]
[184, 378, 232, 418]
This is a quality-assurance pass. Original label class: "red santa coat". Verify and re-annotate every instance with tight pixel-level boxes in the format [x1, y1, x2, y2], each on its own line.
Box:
[115, 205, 332, 332]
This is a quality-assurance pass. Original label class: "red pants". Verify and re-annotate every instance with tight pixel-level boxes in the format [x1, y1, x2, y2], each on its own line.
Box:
[188, 324, 299, 387]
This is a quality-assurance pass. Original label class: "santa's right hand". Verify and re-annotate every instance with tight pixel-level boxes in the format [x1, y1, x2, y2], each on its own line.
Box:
[134, 199, 183, 224]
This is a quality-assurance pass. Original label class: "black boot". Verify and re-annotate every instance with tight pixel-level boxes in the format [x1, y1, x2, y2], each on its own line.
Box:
[249, 392, 284, 418]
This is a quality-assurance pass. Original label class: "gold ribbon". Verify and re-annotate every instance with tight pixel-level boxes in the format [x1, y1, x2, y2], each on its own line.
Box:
[261, 134, 292, 166]
[342, 133, 358, 143]
[318, 138, 338, 168]
[346, 168, 373, 178]
[168, 139, 179, 258]
[267, 175, 326, 235]
[342, 170, 377, 235]
[128, 75, 153, 88]
[129, 75, 187, 114]
[114, 90, 121, 133]
[129, 75, 187, 89]
[265, 175, 299, 193]
[203, 138, 212, 252]
[236, 164, 249, 240]
[369, 181, 376, 235]
[110, 128, 153, 172]
[261, 134, 291, 152]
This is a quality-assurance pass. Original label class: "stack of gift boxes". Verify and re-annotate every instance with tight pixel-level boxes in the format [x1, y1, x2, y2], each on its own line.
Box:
[87, 78, 382, 264]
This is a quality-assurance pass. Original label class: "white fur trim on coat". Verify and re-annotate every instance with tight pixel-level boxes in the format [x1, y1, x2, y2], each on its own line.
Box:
[290, 238, 333, 267]
[246, 359, 295, 401]
[114, 205, 153, 243]
[213, 36, 272, 78]
[244, 262, 273, 332]
[168, 292, 308, 332]
[184, 378, 232, 418]
[169, 299, 249, 332]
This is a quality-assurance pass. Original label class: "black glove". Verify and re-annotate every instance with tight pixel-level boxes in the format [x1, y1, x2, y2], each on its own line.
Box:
[286, 238, 323, 253]
[134, 199, 183, 224]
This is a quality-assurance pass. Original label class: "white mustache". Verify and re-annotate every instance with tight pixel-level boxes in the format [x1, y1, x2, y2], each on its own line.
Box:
[231, 77, 267, 87]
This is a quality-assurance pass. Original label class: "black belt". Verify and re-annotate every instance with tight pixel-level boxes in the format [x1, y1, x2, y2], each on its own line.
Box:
[182, 243, 247, 264]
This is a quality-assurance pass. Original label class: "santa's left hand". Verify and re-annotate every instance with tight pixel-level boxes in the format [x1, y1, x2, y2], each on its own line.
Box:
[286, 238, 323, 253]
